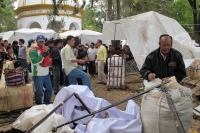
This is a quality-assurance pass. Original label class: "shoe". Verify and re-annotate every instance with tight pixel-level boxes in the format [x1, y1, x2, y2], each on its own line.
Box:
[96, 81, 103, 84]
[103, 82, 107, 85]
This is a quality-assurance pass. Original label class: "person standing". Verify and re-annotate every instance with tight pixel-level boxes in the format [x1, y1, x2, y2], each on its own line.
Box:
[61, 35, 91, 90]
[95, 39, 107, 85]
[18, 39, 28, 69]
[87, 43, 97, 76]
[12, 40, 19, 56]
[29, 35, 52, 105]
[50, 39, 62, 94]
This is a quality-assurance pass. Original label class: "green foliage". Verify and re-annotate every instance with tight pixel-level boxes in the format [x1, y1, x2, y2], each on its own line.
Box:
[0, 0, 17, 32]
[164, 0, 194, 34]
[82, 2, 106, 32]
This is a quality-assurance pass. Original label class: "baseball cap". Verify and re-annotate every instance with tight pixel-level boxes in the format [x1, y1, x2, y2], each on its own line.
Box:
[28, 39, 35, 44]
[36, 34, 45, 42]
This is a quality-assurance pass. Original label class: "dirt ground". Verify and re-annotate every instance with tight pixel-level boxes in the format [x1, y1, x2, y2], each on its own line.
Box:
[90, 73, 200, 133]
[0, 73, 199, 132]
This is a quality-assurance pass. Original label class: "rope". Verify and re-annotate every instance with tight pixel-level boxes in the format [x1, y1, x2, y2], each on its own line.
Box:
[157, 93, 165, 133]
[84, 112, 96, 133]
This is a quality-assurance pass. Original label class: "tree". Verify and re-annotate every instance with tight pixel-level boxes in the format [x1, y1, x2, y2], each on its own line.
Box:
[82, 2, 106, 32]
[0, 0, 17, 32]
[187, 0, 200, 41]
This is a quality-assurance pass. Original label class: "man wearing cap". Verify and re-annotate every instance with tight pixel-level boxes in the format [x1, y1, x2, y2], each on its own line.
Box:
[29, 35, 52, 105]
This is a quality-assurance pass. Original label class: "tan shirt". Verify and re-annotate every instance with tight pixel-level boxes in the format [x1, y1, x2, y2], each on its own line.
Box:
[61, 44, 78, 75]
[96, 45, 107, 63]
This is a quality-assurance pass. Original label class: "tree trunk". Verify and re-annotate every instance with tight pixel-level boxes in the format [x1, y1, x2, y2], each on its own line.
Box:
[188, 0, 200, 37]
[116, 0, 120, 20]
[107, 0, 113, 21]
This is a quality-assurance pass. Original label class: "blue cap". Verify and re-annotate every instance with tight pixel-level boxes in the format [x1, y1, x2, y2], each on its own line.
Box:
[36, 34, 45, 42]
[28, 39, 35, 44]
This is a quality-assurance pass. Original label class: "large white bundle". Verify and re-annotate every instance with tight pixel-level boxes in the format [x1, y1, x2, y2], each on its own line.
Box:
[12, 104, 74, 133]
[141, 78, 193, 133]
[107, 55, 125, 87]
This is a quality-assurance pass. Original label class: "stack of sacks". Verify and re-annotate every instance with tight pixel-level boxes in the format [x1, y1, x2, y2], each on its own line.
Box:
[53, 85, 142, 133]
[141, 76, 193, 133]
[12, 104, 74, 133]
[107, 55, 125, 87]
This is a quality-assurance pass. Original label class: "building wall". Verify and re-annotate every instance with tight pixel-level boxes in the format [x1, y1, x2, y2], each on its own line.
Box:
[17, 15, 82, 30]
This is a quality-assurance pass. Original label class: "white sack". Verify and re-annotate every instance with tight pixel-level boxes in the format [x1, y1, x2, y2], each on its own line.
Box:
[53, 85, 142, 133]
[141, 77, 193, 133]
[107, 55, 125, 87]
[12, 104, 74, 133]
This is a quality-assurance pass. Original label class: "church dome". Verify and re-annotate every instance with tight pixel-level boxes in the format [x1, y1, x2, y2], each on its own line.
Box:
[17, 0, 83, 8]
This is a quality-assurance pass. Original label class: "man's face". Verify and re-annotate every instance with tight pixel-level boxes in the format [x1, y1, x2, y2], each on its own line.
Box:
[19, 41, 23, 46]
[68, 38, 75, 47]
[4, 42, 8, 47]
[49, 43, 54, 48]
[96, 40, 101, 47]
[13, 44, 17, 48]
[90, 44, 94, 48]
[57, 42, 62, 48]
[159, 36, 172, 55]
[37, 41, 45, 48]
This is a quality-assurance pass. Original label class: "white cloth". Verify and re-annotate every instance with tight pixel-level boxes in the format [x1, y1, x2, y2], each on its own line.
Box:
[12, 104, 74, 133]
[53, 85, 142, 133]
[87, 48, 97, 61]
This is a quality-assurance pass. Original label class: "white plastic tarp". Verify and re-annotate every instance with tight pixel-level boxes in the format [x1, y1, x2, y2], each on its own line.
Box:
[118, 11, 198, 69]
[102, 21, 126, 40]
[103, 11, 198, 69]
[53, 85, 142, 133]
[59, 30, 103, 45]
[14, 28, 57, 45]
[0, 31, 15, 43]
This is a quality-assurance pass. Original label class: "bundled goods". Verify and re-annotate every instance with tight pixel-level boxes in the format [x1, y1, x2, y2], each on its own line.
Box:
[0, 62, 33, 111]
[141, 77, 193, 133]
[107, 55, 125, 88]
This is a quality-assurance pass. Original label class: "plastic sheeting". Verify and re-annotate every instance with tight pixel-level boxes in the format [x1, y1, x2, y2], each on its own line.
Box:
[0, 31, 15, 43]
[53, 85, 142, 133]
[12, 104, 74, 133]
[103, 11, 199, 69]
[59, 30, 103, 45]
[14, 28, 57, 45]
[102, 21, 126, 40]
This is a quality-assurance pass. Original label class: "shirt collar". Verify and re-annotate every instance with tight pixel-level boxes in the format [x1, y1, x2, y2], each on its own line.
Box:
[160, 50, 167, 61]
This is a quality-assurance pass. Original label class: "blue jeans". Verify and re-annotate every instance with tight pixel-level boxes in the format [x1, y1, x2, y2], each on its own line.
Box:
[33, 75, 53, 105]
[62, 68, 69, 86]
[19, 59, 28, 69]
[68, 68, 91, 90]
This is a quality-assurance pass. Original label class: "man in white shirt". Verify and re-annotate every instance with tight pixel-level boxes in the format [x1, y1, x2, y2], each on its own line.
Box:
[61, 35, 91, 90]
[87, 43, 97, 76]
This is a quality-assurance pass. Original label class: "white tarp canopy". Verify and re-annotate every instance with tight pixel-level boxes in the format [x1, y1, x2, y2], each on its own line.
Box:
[104, 11, 198, 69]
[14, 28, 57, 45]
[103, 21, 126, 40]
[59, 30, 103, 45]
[0, 31, 15, 43]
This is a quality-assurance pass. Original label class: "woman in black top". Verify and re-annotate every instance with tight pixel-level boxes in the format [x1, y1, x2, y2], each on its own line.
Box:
[5, 46, 19, 68]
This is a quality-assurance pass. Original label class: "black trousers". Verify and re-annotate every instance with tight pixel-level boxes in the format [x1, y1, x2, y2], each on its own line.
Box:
[89, 61, 96, 75]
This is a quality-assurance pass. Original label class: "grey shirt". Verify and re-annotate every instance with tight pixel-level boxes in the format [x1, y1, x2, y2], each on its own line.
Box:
[61, 44, 78, 75]
[18, 45, 27, 59]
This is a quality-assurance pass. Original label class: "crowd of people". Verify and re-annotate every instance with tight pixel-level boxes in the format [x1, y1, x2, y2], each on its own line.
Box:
[0, 35, 136, 105]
